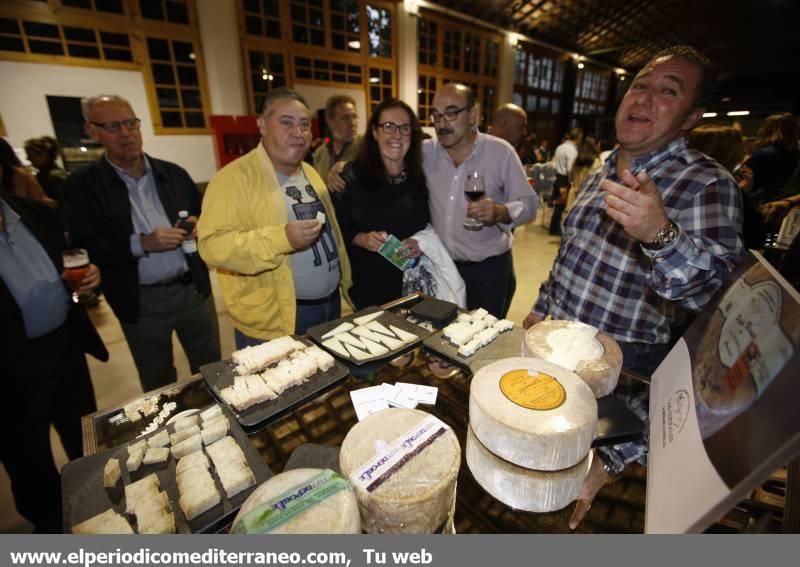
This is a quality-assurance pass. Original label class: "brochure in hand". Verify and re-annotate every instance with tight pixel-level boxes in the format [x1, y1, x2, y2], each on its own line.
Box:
[378, 234, 413, 270]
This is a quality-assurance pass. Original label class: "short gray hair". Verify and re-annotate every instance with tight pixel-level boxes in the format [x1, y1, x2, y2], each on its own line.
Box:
[261, 88, 309, 118]
[81, 95, 135, 122]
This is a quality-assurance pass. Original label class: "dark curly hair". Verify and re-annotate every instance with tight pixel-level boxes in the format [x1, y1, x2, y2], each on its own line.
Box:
[356, 98, 427, 196]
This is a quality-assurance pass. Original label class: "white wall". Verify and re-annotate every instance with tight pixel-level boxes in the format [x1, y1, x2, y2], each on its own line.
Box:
[294, 83, 367, 133]
[0, 61, 217, 182]
[397, 2, 419, 114]
[197, 0, 247, 115]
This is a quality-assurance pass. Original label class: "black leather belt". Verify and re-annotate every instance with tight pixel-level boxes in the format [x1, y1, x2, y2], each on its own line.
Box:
[296, 289, 339, 306]
[140, 272, 192, 288]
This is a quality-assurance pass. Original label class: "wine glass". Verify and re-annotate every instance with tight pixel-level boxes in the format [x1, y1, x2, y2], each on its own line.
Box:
[463, 172, 485, 230]
[63, 248, 90, 303]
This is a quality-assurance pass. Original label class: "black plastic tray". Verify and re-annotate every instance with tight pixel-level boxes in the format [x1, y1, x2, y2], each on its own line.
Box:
[62, 403, 272, 534]
[307, 307, 428, 366]
[201, 337, 350, 429]
[422, 326, 525, 373]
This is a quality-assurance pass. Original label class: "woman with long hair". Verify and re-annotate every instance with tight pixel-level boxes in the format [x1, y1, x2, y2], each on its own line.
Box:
[333, 98, 430, 308]
[0, 137, 51, 203]
[24, 136, 69, 207]
[688, 124, 765, 249]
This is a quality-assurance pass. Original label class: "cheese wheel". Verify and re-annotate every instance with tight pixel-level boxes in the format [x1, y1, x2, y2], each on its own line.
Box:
[522, 320, 623, 398]
[466, 426, 591, 512]
[469, 357, 597, 471]
[339, 408, 460, 534]
[233, 468, 360, 534]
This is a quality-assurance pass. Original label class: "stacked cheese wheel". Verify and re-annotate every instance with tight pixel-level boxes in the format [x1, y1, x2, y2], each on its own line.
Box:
[339, 408, 460, 533]
[468, 357, 597, 512]
[232, 468, 361, 534]
[522, 320, 623, 398]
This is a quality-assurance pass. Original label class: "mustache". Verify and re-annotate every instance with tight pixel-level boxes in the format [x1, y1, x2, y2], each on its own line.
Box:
[437, 128, 454, 136]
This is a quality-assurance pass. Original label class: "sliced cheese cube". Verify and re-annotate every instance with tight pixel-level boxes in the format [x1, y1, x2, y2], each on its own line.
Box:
[142, 447, 169, 465]
[103, 458, 121, 487]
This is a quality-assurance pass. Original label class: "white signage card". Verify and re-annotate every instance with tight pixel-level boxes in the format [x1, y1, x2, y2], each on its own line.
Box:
[350, 387, 390, 421]
[395, 382, 438, 405]
[646, 252, 800, 533]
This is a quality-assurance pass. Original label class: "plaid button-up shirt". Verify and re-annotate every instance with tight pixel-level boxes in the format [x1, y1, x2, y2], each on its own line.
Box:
[533, 137, 744, 345]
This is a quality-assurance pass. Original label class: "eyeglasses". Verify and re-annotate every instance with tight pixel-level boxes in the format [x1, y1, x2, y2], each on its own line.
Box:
[430, 105, 472, 123]
[378, 122, 412, 136]
[90, 118, 141, 133]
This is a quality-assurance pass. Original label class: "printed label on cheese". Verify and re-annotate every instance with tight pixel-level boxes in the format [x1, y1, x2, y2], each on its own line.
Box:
[718, 278, 793, 394]
[499, 369, 566, 410]
[544, 325, 604, 371]
[350, 415, 450, 493]
[231, 469, 348, 534]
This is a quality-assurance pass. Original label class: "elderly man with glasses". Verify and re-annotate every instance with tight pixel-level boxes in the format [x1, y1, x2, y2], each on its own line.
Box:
[64, 95, 220, 393]
[424, 83, 538, 318]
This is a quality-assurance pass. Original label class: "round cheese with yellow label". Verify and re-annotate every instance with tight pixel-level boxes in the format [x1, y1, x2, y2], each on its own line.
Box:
[470, 357, 597, 471]
[339, 408, 460, 534]
[466, 426, 592, 512]
[522, 320, 623, 398]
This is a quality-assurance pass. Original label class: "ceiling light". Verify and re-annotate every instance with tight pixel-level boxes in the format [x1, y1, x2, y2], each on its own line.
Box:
[347, 40, 361, 50]
[417, 88, 423, 94]
[80, 146, 87, 152]
[189, 52, 196, 60]
[619, 75, 625, 81]
[369, 77, 380, 83]
[702, 112, 718, 118]
[577, 62, 585, 69]
[726, 111, 750, 116]
[721, 97, 732, 102]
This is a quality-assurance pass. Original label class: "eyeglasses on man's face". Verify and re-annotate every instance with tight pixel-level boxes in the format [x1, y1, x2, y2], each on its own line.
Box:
[378, 121, 412, 136]
[429, 105, 472, 123]
[90, 118, 142, 134]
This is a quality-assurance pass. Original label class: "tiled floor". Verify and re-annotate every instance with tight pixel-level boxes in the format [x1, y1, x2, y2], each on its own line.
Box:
[0, 217, 561, 532]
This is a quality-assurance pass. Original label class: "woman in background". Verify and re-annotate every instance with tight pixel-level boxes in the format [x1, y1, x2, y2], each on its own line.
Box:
[745, 112, 798, 206]
[24, 136, 69, 208]
[687, 124, 765, 249]
[333, 98, 429, 309]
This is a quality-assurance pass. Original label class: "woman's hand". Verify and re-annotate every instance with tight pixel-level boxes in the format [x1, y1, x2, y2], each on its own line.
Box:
[398, 238, 422, 258]
[354, 231, 388, 252]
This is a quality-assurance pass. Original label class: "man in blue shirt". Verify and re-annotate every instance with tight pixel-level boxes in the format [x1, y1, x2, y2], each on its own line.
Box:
[65, 95, 220, 393]
[1, 194, 107, 532]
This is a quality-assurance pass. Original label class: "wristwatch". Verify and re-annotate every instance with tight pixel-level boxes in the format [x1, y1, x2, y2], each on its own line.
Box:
[642, 221, 679, 250]
[595, 447, 625, 477]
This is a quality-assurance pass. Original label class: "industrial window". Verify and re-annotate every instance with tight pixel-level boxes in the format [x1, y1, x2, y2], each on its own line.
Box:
[242, 0, 282, 39]
[146, 36, 206, 129]
[366, 4, 391, 58]
[290, 0, 325, 47]
[330, 0, 360, 52]
[367, 66, 393, 113]
[249, 49, 288, 113]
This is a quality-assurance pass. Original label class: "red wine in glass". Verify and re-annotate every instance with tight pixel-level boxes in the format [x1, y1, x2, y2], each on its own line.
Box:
[464, 172, 485, 229]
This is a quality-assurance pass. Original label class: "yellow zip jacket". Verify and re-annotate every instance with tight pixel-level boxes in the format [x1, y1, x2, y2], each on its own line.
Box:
[197, 143, 352, 340]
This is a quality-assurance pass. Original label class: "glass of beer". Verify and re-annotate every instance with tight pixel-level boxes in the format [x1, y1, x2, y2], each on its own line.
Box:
[63, 248, 90, 303]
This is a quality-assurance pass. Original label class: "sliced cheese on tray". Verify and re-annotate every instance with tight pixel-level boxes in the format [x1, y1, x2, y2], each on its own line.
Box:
[72, 508, 134, 534]
[344, 343, 370, 361]
[336, 332, 366, 348]
[360, 337, 389, 356]
[321, 322, 354, 340]
[340, 408, 460, 534]
[466, 426, 591, 513]
[353, 310, 384, 326]
[365, 320, 394, 337]
[232, 468, 361, 534]
[389, 325, 418, 344]
[522, 320, 622, 398]
[375, 333, 404, 350]
[351, 326, 384, 342]
[321, 337, 349, 358]
[469, 357, 597, 471]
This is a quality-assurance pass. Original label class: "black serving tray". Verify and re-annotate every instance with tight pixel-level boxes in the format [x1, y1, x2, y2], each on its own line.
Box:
[62, 403, 272, 534]
[200, 337, 349, 429]
[307, 307, 429, 366]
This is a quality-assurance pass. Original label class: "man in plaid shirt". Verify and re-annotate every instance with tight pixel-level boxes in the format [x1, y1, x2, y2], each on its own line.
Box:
[523, 46, 745, 529]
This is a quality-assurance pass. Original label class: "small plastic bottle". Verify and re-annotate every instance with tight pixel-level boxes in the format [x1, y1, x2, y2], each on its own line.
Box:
[177, 210, 198, 255]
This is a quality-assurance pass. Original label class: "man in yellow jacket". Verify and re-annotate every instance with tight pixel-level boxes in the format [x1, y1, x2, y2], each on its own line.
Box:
[198, 88, 352, 348]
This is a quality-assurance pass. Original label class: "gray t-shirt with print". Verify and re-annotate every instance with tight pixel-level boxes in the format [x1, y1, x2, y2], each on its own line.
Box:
[279, 171, 341, 299]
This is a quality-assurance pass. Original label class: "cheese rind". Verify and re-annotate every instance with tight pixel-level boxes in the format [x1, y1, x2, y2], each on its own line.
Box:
[466, 426, 592, 512]
[233, 468, 361, 534]
[339, 408, 460, 534]
[469, 357, 597, 471]
[522, 320, 623, 398]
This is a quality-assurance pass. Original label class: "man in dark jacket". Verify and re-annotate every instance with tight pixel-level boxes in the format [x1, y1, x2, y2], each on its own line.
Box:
[0, 194, 107, 533]
[65, 95, 220, 393]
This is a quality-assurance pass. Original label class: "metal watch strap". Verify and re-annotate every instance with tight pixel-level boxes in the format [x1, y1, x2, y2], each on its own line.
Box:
[642, 221, 678, 250]
[596, 447, 625, 477]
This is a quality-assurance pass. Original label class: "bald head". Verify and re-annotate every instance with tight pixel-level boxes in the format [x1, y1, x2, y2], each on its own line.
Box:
[491, 103, 527, 147]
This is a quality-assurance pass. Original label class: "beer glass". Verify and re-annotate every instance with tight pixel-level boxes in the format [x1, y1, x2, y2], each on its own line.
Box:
[63, 248, 90, 303]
